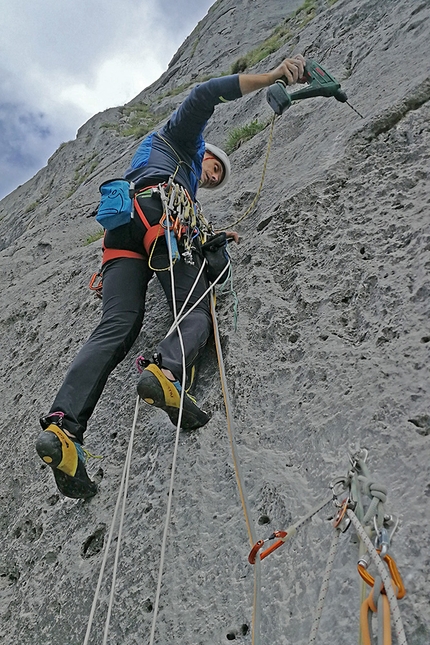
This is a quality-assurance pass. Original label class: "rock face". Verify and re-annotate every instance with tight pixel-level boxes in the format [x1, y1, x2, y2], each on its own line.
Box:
[0, 0, 429, 643]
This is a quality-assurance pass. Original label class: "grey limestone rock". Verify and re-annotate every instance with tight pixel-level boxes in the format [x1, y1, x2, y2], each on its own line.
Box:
[0, 0, 429, 643]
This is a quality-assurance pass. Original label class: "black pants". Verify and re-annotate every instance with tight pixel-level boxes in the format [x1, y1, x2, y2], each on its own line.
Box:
[48, 205, 212, 443]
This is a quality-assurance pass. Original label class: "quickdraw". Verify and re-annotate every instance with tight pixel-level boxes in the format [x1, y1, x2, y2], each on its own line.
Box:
[248, 530, 288, 564]
[248, 496, 333, 566]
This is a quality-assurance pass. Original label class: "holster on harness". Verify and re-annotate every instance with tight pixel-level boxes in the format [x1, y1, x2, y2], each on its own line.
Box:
[200, 232, 230, 284]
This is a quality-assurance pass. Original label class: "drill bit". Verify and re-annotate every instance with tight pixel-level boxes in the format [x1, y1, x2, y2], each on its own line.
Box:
[346, 101, 365, 119]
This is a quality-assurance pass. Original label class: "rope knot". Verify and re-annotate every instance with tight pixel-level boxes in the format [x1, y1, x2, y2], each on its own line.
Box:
[358, 476, 387, 503]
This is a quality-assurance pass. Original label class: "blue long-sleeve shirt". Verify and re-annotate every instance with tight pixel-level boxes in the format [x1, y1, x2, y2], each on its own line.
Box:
[124, 75, 242, 200]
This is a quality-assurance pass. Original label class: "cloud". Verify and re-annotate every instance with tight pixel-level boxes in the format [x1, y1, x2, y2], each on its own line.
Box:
[0, 0, 214, 199]
[0, 101, 52, 195]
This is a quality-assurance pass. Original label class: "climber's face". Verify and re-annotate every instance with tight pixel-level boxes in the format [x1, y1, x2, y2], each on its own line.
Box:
[200, 153, 224, 188]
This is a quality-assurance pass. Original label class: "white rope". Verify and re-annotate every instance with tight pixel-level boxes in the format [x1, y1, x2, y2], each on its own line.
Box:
[148, 220, 187, 645]
[307, 528, 341, 645]
[165, 259, 207, 337]
[346, 509, 408, 645]
[83, 394, 141, 645]
[166, 258, 231, 337]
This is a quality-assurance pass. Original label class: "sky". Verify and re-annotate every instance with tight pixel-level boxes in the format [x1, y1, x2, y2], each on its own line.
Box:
[0, 0, 215, 200]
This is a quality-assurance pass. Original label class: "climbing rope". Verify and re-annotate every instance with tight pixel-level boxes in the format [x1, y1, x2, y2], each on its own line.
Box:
[148, 217, 189, 645]
[210, 294, 262, 645]
[224, 113, 276, 230]
[347, 509, 408, 645]
[83, 394, 140, 645]
[307, 527, 341, 645]
[167, 258, 231, 336]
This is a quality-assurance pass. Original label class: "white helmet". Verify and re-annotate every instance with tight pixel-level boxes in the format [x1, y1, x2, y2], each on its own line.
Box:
[204, 143, 231, 190]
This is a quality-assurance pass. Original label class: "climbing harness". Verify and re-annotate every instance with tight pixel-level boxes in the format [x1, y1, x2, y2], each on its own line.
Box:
[89, 175, 231, 297]
[88, 177, 232, 308]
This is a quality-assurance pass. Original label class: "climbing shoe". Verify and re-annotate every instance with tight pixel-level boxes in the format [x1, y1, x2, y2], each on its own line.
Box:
[36, 424, 98, 499]
[137, 363, 210, 430]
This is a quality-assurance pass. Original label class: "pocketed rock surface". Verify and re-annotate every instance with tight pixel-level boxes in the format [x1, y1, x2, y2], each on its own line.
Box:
[0, 0, 429, 644]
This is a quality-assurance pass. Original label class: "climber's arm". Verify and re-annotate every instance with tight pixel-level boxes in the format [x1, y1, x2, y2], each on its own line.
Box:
[162, 55, 305, 154]
[238, 55, 306, 95]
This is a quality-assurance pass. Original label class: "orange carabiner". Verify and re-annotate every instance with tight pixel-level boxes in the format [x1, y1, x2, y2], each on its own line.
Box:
[172, 216, 181, 238]
[248, 531, 288, 564]
[333, 498, 349, 528]
[357, 552, 406, 599]
[89, 272, 103, 299]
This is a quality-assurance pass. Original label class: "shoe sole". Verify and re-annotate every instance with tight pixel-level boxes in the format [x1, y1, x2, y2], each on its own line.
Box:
[137, 368, 209, 430]
[36, 427, 97, 500]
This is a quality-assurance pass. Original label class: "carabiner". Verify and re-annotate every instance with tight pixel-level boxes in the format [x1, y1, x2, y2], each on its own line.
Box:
[374, 519, 390, 557]
[330, 476, 350, 499]
[333, 497, 351, 532]
[357, 551, 406, 599]
[248, 530, 288, 564]
[349, 447, 369, 470]
[89, 272, 103, 299]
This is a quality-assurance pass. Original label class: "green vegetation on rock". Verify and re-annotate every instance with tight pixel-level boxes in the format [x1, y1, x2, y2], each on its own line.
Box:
[229, 0, 326, 74]
[24, 201, 39, 213]
[85, 229, 104, 245]
[103, 102, 170, 139]
[66, 153, 100, 197]
[225, 119, 269, 154]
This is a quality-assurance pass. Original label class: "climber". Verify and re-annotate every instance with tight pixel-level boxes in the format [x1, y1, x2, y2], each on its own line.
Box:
[35, 54, 306, 500]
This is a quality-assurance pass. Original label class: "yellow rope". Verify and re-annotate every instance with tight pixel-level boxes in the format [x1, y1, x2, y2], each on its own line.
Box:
[223, 114, 276, 230]
[210, 296, 254, 546]
[210, 295, 261, 645]
[148, 223, 170, 272]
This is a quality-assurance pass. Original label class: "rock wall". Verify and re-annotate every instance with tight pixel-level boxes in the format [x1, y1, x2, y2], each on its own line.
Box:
[0, 0, 429, 644]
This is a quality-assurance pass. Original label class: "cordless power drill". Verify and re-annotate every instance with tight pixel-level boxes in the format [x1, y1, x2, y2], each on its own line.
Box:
[266, 59, 351, 115]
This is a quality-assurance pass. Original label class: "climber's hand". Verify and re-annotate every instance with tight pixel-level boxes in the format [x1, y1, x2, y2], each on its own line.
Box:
[225, 231, 240, 244]
[271, 55, 306, 85]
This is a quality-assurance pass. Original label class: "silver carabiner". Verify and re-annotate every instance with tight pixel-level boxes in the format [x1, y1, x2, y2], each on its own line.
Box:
[374, 517, 390, 557]
[330, 476, 350, 501]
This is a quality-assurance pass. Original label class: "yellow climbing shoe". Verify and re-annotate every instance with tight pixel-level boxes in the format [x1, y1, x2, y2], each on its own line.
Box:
[36, 424, 97, 499]
[137, 363, 210, 430]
